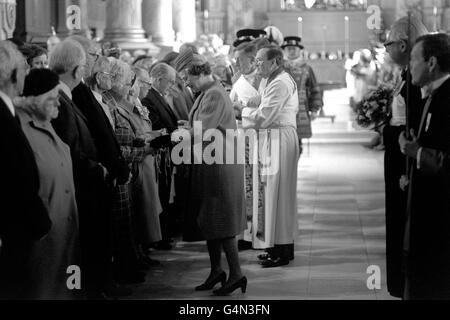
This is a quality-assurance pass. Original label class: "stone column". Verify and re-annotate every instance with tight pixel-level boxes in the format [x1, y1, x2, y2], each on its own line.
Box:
[103, 0, 158, 54]
[142, 0, 174, 46]
[56, 0, 89, 37]
[443, 5, 450, 32]
[227, 0, 254, 42]
[0, 0, 16, 40]
[172, 0, 196, 43]
[23, 0, 56, 43]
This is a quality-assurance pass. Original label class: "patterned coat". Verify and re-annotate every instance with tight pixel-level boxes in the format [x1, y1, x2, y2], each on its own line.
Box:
[285, 58, 323, 139]
[102, 92, 145, 263]
[186, 81, 246, 240]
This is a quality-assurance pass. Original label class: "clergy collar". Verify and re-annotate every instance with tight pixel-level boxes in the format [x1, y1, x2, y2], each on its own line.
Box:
[421, 74, 450, 99]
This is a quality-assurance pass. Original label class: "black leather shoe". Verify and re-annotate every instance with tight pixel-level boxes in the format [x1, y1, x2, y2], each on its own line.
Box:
[260, 257, 289, 268]
[257, 252, 272, 261]
[213, 277, 247, 296]
[195, 272, 227, 291]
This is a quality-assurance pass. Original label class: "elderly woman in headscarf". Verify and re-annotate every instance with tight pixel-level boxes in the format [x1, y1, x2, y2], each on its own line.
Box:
[102, 58, 152, 283]
[173, 53, 247, 296]
[16, 69, 79, 299]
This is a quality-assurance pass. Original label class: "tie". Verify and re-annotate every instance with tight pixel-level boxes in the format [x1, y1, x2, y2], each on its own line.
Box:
[418, 90, 434, 139]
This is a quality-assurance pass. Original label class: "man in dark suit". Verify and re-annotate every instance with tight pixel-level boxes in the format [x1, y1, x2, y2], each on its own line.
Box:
[70, 36, 132, 297]
[0, 41, 51, 299]
[400, 33, 450, 300]
[49, 39, 108, 299]
[143, 63, 179, 132]
[142, 63, 179, 249]
[382, 16, 428, 298]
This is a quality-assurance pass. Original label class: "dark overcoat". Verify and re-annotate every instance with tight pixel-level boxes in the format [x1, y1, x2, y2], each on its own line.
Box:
[404, 78, 450, 299]
[0, 98, 51, 299]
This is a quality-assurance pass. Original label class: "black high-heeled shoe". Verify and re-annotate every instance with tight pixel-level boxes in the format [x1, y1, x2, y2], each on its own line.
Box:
[195, 272, 227, 291]
[213, 276, 247, 296]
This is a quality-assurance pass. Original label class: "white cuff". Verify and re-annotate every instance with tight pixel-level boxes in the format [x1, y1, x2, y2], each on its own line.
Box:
[417, 147, 423, 170]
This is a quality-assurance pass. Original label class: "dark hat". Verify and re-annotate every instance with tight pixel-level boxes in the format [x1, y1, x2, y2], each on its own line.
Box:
[23, 69, 60, 97]
[233, 29, 267, 48]
[281, 36, 304, 49]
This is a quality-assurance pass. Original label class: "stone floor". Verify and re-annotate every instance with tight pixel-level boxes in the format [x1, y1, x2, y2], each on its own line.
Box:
[125, 89, 399, 300]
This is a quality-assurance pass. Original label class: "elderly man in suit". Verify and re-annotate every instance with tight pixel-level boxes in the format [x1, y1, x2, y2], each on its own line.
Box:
[68, 35, 132, 298]
[0, 41, 51, 299]
[49, 39, 109, 299]
[142, 63, 179, 249]
[399, 33, 450, 300]
[383, 16, 428, 298]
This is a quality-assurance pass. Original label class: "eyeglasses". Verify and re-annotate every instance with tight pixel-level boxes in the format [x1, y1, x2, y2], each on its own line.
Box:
[88, 52, 101, 63]
[384, 39, 406, 47]
[98, 71, 113, 77]
[139, 79, 152, 87]
[255, 59, 266, 66]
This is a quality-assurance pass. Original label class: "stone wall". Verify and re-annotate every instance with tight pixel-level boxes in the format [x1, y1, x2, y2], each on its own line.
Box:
[0, 0, 16, 40]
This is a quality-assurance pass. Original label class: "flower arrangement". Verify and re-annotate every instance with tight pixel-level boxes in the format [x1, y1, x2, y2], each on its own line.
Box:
[355, 84, 394, 129]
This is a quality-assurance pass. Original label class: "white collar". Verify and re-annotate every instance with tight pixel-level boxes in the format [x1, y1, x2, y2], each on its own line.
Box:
[92, 90, 103, 102]
[421, 74, 450, 99]
[0, 90, 15, 116]
[59, 81, 72, 100]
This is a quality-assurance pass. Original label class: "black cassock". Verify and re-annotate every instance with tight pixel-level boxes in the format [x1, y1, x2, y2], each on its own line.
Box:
[404, 78, 450, 300]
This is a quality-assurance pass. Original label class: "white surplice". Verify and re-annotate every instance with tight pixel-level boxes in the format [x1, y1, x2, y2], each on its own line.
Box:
[241, 71, 300, 249]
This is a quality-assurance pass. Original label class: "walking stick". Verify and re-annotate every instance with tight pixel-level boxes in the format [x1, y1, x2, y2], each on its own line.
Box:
[405, 11, 412, 179]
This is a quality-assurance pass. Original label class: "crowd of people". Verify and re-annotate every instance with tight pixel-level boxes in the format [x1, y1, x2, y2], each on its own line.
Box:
[2, 15, 448, 301]
[0, 25, 322, 300]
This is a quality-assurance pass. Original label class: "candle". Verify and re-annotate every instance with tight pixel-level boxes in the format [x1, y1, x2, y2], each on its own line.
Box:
[433, 6, 438, 32]
[298, 17, 303, 38]
[344, 16, 350, 57]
